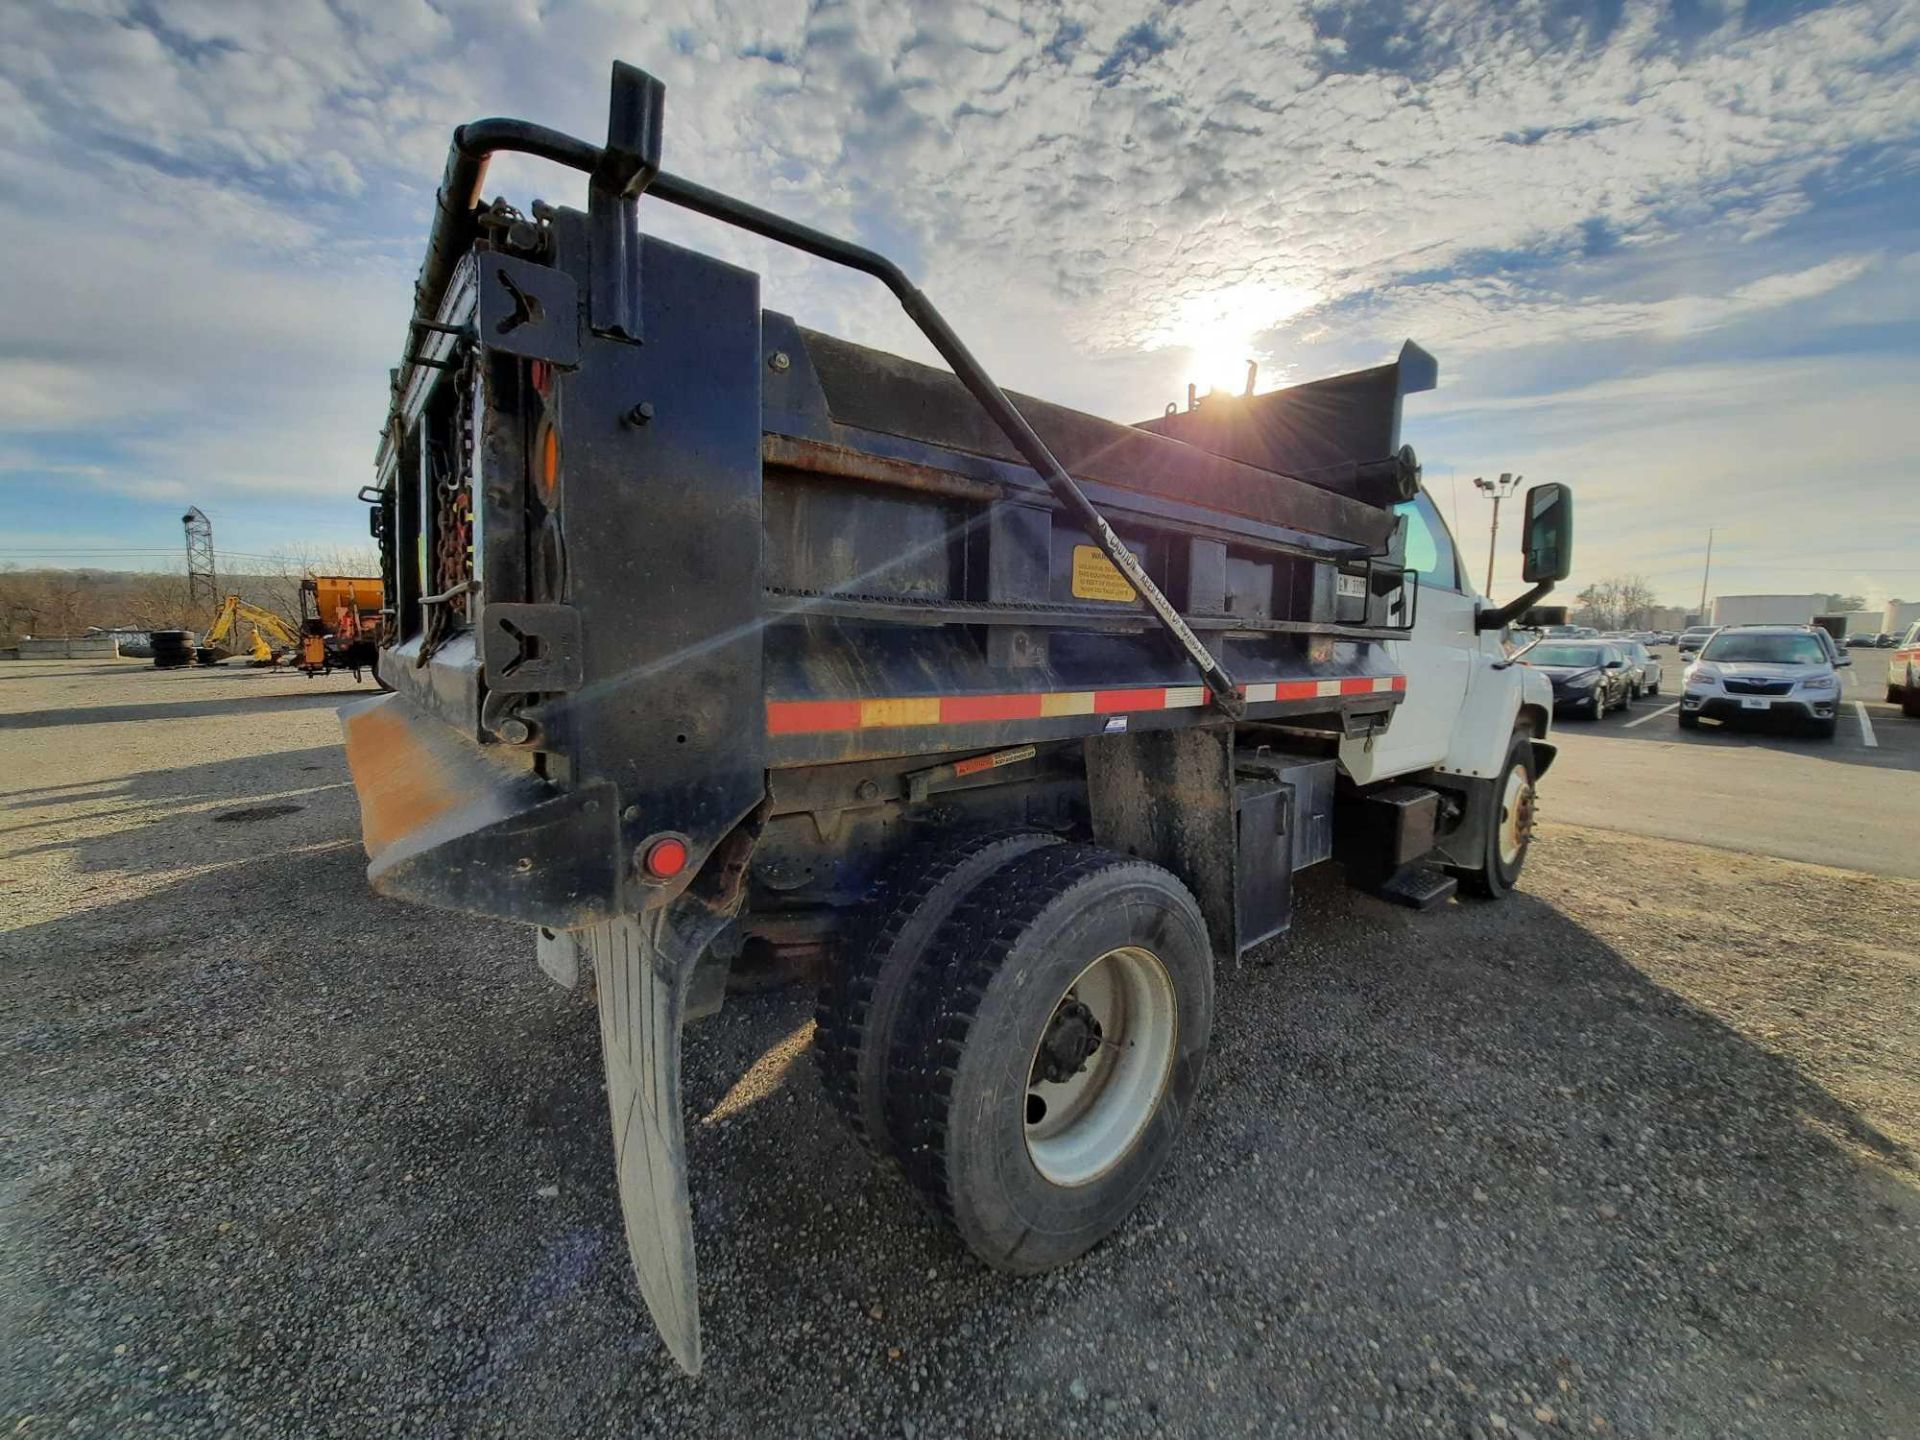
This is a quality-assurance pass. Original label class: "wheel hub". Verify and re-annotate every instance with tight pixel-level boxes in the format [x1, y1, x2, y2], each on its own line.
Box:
[1034, 996, 1104, 1083]
[1498, 767, 1536, 868]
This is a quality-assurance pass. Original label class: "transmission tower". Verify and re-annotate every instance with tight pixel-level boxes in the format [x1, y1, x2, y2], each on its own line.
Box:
[182, 507, 218, 627]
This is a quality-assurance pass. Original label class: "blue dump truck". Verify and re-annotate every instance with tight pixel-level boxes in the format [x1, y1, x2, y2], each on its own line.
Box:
[344, 63, 1574, 1373]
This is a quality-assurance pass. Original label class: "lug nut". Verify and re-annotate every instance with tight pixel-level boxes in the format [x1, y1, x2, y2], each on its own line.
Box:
[624, 401, 655, 426]
[768, 351, 791, 373]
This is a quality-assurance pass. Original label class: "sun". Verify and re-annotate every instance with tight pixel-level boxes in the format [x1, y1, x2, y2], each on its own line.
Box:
[1168, 280, 1320, 398]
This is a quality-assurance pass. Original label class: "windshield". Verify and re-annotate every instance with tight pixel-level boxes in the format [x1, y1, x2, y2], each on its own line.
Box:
[1527, 645, 1604, 668]
[1698, 632, 1828, 665]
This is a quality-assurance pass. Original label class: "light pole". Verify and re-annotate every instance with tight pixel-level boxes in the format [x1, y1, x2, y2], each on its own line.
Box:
[1472, 473, 1522, 596]
[1697, 527, 1714, 625]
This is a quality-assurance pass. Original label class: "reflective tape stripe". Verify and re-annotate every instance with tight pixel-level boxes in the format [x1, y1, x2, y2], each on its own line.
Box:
[1039, 691, 1095, 717]
[767, 675, 1404, 735]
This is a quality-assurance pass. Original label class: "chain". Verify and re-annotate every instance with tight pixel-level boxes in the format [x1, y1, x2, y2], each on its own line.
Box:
[419, 349, 476, 664]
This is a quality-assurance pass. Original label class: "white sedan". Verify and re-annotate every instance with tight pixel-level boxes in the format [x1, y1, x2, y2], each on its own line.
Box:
[1614, 639, 1661, 698]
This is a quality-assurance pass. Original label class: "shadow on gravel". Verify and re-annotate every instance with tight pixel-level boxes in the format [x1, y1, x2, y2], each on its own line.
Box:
[0, 745, 355, 875]
[3, 849, 1915, 1439]
[0, 689, 363, 731]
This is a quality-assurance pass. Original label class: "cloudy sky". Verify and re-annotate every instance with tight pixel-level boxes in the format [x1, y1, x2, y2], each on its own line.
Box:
[3, 0, 1916, 608]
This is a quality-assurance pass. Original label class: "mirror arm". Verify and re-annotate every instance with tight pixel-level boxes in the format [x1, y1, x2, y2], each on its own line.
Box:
[1476, 580, 1555, 633]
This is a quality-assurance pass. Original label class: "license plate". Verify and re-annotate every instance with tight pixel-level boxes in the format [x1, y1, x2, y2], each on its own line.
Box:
[1740, 697, 1771, 710]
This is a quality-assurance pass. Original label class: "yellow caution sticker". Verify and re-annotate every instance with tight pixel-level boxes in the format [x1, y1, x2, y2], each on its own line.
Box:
[1070, 544, 1139, 603]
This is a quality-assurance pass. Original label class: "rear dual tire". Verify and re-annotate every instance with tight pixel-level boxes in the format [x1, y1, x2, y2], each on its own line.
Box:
[813, 831, 1061, 1159]
[815, 840, 1213, 1273]
[886, 846, 1213, 1272]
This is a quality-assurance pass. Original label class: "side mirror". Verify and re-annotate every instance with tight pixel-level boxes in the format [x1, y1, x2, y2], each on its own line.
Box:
[1521, 482, 1573, 583]
[1604, 660, 1624, 669]
[1476, 481, 1574, 632]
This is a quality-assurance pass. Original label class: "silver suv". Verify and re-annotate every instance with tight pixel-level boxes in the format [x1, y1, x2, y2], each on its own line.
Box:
[1677, 625, 1717, 655]
[1680, 625, 1849, 738]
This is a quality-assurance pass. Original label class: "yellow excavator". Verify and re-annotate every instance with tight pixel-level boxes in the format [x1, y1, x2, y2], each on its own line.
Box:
[197, 595, 301, 666]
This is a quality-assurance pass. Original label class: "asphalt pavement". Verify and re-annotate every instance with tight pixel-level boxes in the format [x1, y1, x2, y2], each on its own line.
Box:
[1541, 646, 1920, 879]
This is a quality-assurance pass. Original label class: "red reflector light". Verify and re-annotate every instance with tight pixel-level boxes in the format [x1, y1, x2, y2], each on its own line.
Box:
[644, 837, 689, 879]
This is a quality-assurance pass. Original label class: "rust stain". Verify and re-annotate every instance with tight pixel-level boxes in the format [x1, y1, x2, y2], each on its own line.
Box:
[343, 700, 463, 859]
[763, 433, 1004, 502]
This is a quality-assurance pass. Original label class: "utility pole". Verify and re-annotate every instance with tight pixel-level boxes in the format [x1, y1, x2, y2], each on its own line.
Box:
[1472, 472, 1522, 595]
[1697, 527, 1714, 624]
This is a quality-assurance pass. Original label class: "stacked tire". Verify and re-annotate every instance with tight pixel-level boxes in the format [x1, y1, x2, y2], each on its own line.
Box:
[150, 630, 193, 669]
[814, 832, 1213, 1274]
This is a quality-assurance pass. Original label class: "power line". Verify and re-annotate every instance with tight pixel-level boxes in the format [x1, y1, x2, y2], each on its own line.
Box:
[0, 548, 306, 561]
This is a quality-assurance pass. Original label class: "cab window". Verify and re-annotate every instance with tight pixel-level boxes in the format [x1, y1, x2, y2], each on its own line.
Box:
[1392, 491, 1461, 592]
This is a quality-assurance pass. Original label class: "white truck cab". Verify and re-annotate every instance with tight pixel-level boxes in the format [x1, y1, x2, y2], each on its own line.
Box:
[1342, 486, 1558, 787]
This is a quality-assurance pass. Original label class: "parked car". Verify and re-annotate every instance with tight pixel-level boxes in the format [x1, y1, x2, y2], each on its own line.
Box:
[1680, 625, 1848, 737]
[1614, 639, 1661, 697]
[1737, 622, 1846, 667]
[1520, 641, 1635, 719]
[1887, 620, 1920, 718]
[1677, 625, 1717, 654]
[1875, 632, 1899, 648]
[1847, 633, 1877, 648]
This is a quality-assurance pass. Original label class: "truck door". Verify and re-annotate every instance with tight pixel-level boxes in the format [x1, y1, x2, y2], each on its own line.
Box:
[1342, 489, 1475, 782]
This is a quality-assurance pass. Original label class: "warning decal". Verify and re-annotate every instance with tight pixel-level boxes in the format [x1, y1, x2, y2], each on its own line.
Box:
[1070, 544, 1139, 603]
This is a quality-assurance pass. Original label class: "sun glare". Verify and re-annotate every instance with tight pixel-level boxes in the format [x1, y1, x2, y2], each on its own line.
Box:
[1168, 280, 1320, 398]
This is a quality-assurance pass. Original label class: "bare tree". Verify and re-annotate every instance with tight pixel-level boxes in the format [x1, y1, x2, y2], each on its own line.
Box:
[1572, 575, 1661, 630]
[252, 544, 382, 627]
[120, 573, 190, 630]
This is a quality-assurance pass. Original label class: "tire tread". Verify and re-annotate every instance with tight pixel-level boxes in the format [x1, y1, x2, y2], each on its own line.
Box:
[812, 830, 1058, 1159]
[885, 845, 1199, 1222]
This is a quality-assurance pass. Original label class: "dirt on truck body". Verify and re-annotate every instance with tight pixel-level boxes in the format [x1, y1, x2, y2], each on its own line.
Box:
[345, 61, 1575, 1372]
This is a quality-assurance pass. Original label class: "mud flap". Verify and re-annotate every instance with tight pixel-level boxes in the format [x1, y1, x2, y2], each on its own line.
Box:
[581, 904, 730, 1375]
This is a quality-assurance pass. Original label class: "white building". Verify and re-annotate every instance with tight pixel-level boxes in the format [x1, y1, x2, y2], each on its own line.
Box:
[1886, 599, 1920, 635]
[1709, 593, 1826, 627]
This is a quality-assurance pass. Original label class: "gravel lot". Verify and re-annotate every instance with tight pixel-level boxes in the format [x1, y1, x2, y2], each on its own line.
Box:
[4, 660, 1917, 1438]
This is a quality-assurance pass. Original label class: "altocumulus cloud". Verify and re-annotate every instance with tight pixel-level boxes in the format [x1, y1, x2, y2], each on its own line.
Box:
[0, 0, 1915, 597]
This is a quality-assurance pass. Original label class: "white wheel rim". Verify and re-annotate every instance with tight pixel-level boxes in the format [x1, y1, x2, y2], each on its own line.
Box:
[1498, 764, 1534, 868]
[1023, 947, 1177, 1187]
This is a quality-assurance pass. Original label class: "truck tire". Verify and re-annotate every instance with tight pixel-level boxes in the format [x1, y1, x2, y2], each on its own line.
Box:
[813, 830, 1061, 1162]
[886, 845, 1212, 1273]
[1453, 728, 1536, 900]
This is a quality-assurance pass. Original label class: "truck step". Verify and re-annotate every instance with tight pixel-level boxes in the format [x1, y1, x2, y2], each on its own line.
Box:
[1374, 864, 1458, 911]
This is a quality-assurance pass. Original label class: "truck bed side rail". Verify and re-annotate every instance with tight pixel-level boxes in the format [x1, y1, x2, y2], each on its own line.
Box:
[404, 61, 1246, 715]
